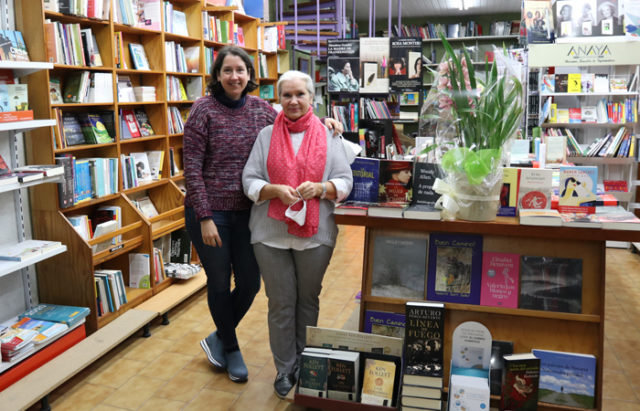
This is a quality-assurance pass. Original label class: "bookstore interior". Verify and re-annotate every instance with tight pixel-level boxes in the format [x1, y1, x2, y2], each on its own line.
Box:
[0, 0, 640, 409]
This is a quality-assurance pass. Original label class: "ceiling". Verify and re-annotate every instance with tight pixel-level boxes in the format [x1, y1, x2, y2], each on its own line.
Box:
[344, 0, 522, 19]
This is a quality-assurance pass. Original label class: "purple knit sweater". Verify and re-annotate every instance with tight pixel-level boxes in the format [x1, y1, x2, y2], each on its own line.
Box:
[184, 95, 277, 220]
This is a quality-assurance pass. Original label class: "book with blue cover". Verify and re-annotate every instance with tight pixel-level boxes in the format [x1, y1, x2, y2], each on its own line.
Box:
[18, 303, 90, 327]
[532, 349, 596, 409]
[558, 166, 598, 214]
[363, 310, 405, 338]
[426, 233, 483, 305]
[344, 157, 380, 203]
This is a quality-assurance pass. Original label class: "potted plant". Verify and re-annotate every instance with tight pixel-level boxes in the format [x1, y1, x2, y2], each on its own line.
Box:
[425, 33, 524, 221]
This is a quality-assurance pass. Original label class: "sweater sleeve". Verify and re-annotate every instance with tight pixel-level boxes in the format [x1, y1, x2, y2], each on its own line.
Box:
[242, 125, 272, 201]
[183, 100, 213, 220]
[325, 128, 354, 202]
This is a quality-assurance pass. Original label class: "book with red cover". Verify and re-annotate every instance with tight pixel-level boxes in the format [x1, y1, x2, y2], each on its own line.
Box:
[603, 180, 628, 192]
[0, 153, 9, 175]
[501, 353, 540, 411]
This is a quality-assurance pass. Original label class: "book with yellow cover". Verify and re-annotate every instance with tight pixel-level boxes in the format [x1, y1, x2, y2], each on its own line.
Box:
[360, 358, 396, 406]
[556, 108, 569, 123]
[567, 73, 581, 93]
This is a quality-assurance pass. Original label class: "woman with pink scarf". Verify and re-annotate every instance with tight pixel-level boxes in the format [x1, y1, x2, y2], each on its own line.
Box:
[242, 70, 353, 398]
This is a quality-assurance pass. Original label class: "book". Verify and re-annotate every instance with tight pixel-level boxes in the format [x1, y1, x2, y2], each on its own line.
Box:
[403, 301, 444, 388]
[490, 340, 514, 396]
[0, 240, 61, 261]
[366, 202, 404, 218]
[130, 152, 152, 183]
[402, 162, 441, 220]
[448, 374, 490, 411]
[567, 73, 581, 92]
[518, 168, 554, 210]
[326, 350, 360, 401]
[360, 358, 396, 406]
[378, 159, 413, 204]
[18, 303, 90, 327]
[170, 228, 191, 263]
[401, 395, 442, 409]
[49, 76, 63, 104]
[519, 256, 582, 313]
[0, 328, 38, 352]
[501, 353, 541, 411]
[532, 348, 596, 408]
[334, 201, 369, 216]
[363, 310, 405, 338]
[426, 233, 483, 305]
[594, 74, 609, 93]
[133, 109, 154, 136]
[540, 74, 555, 93]
[128, 43, 150, 70]
[298, 350, 329, 397]
[306, 326, 404, 357]
[555, 74, 568, 92]
[14, 164, 64, 177]
[558, 166, 598, 214]
[597, 208, 640, 231]
[498, 167, 520, 216]
[560, 212, 601, 228]
[10, 317, 69, 345]
[129, 253, 151, 288]
[519, 209, 563, 226]
[370, 233, 427, 300]
[145, 150, 163, 180]
[344, 157, 380, 204]
[137, 196, 159, 218]
[480, 252, 519, 308]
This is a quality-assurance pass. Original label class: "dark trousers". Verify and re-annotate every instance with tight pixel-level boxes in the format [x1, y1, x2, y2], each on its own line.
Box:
[185, 207, 261, 351]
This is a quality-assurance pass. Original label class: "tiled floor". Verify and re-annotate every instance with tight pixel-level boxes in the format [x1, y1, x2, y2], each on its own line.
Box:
[36, 226, 640, 410]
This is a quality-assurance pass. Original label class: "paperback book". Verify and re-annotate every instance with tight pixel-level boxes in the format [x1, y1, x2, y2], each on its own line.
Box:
[558, 166, 598, 214]
[501, 353, 540, 411]
[480, 252, 519, 308]
[370, 233, 427, 300]
[519, 255, 582, 313]
[403, 301, 445, 388]
[327, 39, 360, 93]
[426, 233, 483, 305]
[389, 37, 422, 92]
[363, 310, 405, 338]
[402, 162, 441, 220]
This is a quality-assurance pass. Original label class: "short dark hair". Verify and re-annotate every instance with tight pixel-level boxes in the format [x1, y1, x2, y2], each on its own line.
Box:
[206, 46, 258, 95]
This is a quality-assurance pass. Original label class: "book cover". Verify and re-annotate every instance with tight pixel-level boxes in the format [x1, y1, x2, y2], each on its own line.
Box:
[129, 253, 151, 288]
[490, 340, 514, 396]
[11, 318, 69, 344]
[306, 326, 404, 357]
[501, 353, 540, 411]
[558, 166, 597, 214]
[130, 152, 152, 183]
[403, 301, 444, 388]
[389, 37, 422, 93]
[532, 348, 596, 408]
[344, 157, 380, 203]
[480, 252, 519, 308]
[359, 37, 389, 94]
[540, 74, 555, 93]
[523, 1, 554, 44]
[567, 73, 581, 92]
[360, 358, 396, 406]
[133, 109, 155, 136]
[426, 233, 483, 305]
[327, 39, 360, 93]
[170, 228, 191, 263]
[370, 233, 427, 300]
[327, 350, 360, 401]
[555, 74, 568, 93]
[403, 162, 441, 220]
[378, 159, 413, 204]
[298, 351, 329, 397]
[128, 43, 150, 70]
[498, 167, 519, 217]
[363, 310, 405, 338]
[518, 168, 553, 210]
[519, 255, 582, 313]
[18, 303, 90, 327]
[450, 321, 492, 372]
[560, 212, 601, 228]
[0, 152, 10, 175]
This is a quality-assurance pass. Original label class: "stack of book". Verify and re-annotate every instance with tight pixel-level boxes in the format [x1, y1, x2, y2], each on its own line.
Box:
[134, 86, 156, 102]
[401, 302, 444, 410]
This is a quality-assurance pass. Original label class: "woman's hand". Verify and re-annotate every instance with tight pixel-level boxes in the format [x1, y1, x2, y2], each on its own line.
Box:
[201, 219, 222, 247]
[296, 181, 322, 200]
[323, 118, 344, 136]
[276, 184, 301, 205]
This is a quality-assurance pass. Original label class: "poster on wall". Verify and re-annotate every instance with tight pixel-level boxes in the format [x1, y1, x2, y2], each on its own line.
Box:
[327, 39, 360, 93]
[389, 37, 423, 93]
[555, 0, 624, 38]
[359, 37, 390, 94]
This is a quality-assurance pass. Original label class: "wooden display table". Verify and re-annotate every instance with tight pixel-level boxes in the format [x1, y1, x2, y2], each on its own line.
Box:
[335, 215, 640, 411]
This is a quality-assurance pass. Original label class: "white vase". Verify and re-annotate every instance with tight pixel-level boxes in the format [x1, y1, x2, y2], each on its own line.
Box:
[450, 167, 504, 222]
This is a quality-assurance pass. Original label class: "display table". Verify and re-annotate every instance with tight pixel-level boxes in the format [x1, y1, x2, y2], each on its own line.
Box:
[335, 215, 640, 410]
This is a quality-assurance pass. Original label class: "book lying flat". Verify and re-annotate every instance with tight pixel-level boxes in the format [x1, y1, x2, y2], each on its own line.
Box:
[0, 240, 62, 261]
[519, 209, 562, 227]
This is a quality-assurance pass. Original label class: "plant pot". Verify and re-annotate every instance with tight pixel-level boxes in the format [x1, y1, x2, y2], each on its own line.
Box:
[449, 167, 503, 222]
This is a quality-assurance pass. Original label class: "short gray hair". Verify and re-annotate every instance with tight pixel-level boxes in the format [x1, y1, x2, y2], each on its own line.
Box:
[277, 70, 314, 98]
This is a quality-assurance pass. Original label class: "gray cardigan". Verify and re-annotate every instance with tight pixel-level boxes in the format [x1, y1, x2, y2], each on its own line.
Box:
[242, 125, 353, 247]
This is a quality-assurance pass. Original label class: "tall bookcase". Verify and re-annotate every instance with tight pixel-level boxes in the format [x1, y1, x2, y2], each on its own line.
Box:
[15, 0, 283, 335]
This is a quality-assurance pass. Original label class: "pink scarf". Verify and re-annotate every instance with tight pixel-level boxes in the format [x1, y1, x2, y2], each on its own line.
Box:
[267, 107, 327, 237]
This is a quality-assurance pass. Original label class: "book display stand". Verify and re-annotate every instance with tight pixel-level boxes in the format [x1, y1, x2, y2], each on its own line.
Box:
[335, 214, 640, 410]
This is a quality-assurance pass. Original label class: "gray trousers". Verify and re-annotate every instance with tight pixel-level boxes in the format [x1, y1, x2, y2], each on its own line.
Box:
[253, 243, 334, 375]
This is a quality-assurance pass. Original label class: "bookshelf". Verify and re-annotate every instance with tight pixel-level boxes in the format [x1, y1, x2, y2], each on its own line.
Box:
[15, 0, 278, 335]
[335, 214, 640, 411]
[529, 41, 639, 212]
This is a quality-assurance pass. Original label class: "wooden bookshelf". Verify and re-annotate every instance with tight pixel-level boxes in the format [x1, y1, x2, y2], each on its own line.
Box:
[334, 214, 640, 411]
[16, 0, 280, 335]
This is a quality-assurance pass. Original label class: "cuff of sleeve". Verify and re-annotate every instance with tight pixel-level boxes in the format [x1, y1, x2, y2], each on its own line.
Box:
[199, 215, 213, 222]
[248, 180, 269, 205]
[329, 178, 349, 203]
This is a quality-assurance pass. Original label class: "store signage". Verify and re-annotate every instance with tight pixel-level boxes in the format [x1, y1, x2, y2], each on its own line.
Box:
[529, 42, 640, 67]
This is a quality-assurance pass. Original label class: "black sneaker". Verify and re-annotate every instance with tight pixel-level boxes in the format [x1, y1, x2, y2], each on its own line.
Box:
[274, 372, 294, 398]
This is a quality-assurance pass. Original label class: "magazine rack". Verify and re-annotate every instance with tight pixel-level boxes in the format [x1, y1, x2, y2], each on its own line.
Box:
[335, 214, 640, 410]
